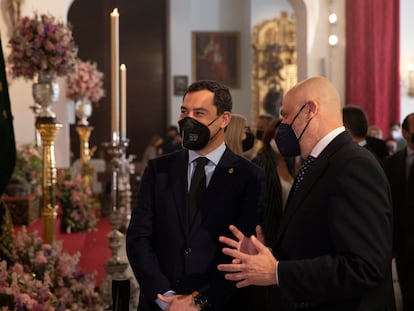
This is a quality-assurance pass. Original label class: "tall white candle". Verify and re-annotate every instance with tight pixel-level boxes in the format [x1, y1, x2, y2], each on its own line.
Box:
[110, 8, 120, 143]
[120, 64, 127, 139]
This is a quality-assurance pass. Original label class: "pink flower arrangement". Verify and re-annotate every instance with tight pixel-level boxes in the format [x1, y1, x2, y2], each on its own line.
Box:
[8, 13, 78, 80]
[66, 59, 105, 103]
[56, 169, 99, 233]
[0, 228, 103, 310]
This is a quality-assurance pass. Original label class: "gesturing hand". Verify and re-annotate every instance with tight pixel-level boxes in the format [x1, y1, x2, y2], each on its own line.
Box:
[218, 225, 278, 288]
[218, 225, 265, 255]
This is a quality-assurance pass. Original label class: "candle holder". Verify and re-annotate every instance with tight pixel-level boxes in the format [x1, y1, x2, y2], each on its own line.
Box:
[100, 138, 138, 310]
[36, 119, 62, 244]
[76, 125, 96, 189]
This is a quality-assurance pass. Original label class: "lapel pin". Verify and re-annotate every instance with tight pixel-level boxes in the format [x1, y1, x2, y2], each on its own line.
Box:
[228, 168, 234, 174]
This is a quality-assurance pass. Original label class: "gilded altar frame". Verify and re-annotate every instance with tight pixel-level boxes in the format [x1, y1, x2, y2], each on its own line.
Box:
[251, 11, 297, 119]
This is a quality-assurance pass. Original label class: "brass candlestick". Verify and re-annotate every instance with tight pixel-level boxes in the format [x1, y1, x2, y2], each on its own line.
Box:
[36, 121, 62, 244]
[76, 125, 95, 189]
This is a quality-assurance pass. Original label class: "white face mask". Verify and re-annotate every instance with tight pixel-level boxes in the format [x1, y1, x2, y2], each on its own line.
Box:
[391, 130, 402, 139]
[270, 139, 280, 153]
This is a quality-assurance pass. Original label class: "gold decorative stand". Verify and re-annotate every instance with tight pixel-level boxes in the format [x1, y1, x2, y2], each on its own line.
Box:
[76, 125, 95, 188]
[36, 121, 62, 244]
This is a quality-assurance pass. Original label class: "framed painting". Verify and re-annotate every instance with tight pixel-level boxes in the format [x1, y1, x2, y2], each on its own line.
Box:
[173, 75, 188, 96]
[192, 31, 240, 88]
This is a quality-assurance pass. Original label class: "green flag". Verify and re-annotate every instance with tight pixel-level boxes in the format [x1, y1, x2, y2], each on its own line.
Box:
[0, 34, 16, 195]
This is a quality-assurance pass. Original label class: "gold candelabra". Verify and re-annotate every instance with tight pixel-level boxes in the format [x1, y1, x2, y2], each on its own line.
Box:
[76, 125, 96, 188]
[36, 121, 62, 244]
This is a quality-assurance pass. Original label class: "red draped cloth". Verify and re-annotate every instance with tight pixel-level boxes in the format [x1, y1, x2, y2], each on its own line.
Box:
[345, 0, 400, 133]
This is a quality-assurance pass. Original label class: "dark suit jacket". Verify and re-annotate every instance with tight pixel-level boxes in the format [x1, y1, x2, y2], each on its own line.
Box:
[383, 149, 408, 255]
[365, 136, 388, 165]
[126, 146, 265, 311]
[272, 131, 394, 311]
[384, 148, 414, 297]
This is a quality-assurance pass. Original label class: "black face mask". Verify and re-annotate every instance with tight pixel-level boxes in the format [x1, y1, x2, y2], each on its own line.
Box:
[178, 116, 219, 150]
[255, 130, 264, 140]
[242, 132, 255, 152]
[275, 103, 311, 157]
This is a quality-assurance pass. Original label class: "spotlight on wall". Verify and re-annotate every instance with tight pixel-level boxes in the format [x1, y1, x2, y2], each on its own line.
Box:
[328, 13, 337, 24]
[328, 35, 338, 46]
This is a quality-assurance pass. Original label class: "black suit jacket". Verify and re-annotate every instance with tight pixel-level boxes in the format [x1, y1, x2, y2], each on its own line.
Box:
[126, 147, 265, 311]
[383, 149, 408, 256]
[272, 131, 394, 311]
[365, 136, 388, 165]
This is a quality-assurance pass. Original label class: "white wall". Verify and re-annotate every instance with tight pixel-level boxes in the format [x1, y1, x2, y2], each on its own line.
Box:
[168, 0, 252, 127]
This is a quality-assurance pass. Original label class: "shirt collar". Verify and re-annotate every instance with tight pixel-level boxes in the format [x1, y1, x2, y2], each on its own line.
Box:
[310, 126, 346, 158]
[188, 142, 226, 165]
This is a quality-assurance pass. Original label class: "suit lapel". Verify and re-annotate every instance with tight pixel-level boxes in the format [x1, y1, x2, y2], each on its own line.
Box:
[276, 131, 351, 245]
[277, 158, 327, 241]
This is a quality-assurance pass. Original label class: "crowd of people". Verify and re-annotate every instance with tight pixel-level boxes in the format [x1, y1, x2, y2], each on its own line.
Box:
[127, 77, 414, 311]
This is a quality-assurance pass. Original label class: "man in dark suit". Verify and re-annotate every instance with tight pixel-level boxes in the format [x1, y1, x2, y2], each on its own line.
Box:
[342, 105, 388, 165]
[384, 113, 414, 311]
[126, 80, 265, 311]
[218, 76, 394, 310]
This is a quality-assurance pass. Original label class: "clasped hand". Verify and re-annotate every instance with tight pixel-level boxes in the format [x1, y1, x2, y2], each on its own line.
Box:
[156, 293, 199, 311]
[217, 225, 278, 288]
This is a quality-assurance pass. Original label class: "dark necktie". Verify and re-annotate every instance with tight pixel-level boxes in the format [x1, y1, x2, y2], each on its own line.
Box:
[294, 156, 315, 192]
[188, 157, 209, 224]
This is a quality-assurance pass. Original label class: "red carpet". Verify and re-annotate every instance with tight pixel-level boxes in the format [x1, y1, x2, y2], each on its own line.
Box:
[13, 216, 112, 285]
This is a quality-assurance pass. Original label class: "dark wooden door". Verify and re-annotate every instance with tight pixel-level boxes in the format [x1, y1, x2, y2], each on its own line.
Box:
[68, 0, 167, 162]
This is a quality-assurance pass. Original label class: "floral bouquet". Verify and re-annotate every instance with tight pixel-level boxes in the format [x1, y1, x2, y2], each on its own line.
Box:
[66, 59, 105, 103]
[0, 228, 103, 310]
[8, 13, 78, 80]
[6, 143, 42, 198]
[56, 169, 99, 233]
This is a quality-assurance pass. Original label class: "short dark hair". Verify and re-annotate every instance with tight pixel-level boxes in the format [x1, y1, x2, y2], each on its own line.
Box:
[342, 105, 368, 138]
[402, 113, 414, 131]
[183, 80, 232, 115]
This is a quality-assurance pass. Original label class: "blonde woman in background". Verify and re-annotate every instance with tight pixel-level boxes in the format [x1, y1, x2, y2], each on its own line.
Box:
[224, 114, 255, 157]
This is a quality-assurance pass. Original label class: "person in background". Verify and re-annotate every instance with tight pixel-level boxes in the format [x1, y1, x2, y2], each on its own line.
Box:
[160, 125, 182, 154]
[140, 135, 163, 171]
[251, 118, 296, 246]
[249, 113, 276, 160]
[384, 112, 414, 311]
[385, 137, 398, 157]
[218, 76, 394, 311]
[224, 113, 255, 157]
[389, 121, 407, 152]
[342, 105, 388, 165]
[126, 80, 265, 311]
[367, 124, 383, 139]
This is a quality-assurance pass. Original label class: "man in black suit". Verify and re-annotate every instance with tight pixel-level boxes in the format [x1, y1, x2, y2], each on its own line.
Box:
[126, 80, 265, 311]
[218, 76, 394, 310]
[342, 105, 388, 164]
[384, 113, 414, 311]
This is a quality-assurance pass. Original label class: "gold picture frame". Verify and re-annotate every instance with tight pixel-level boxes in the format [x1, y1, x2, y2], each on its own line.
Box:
[192, 31, 240, 88]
